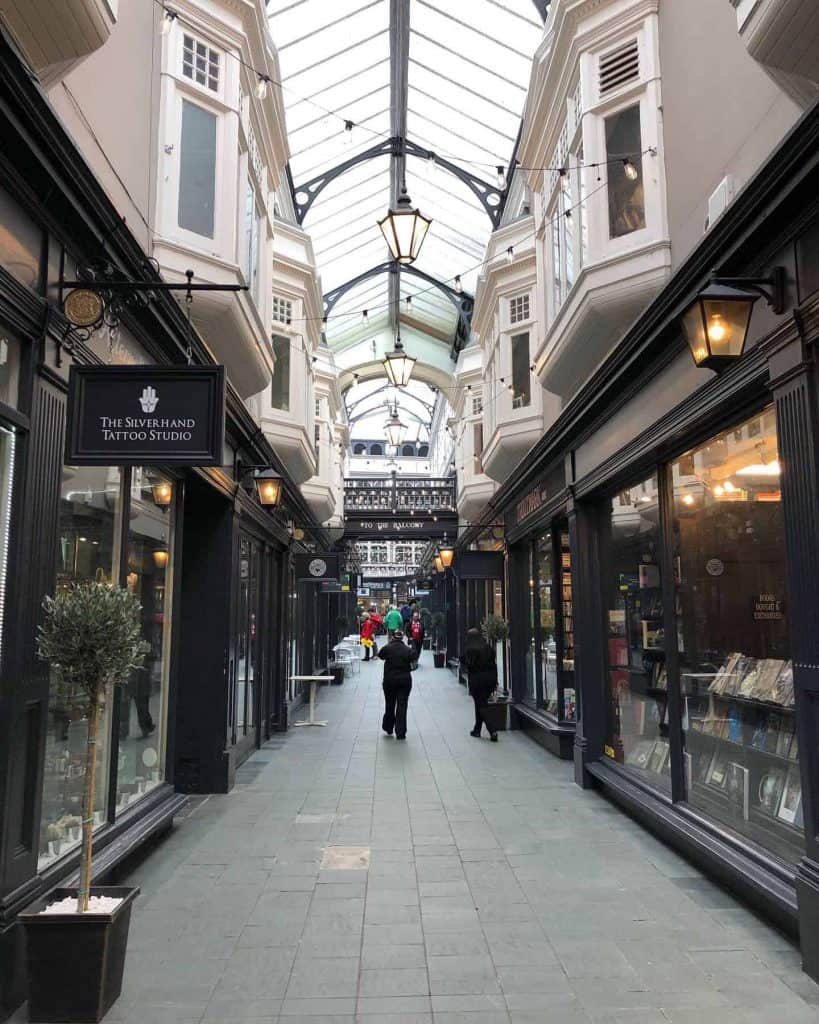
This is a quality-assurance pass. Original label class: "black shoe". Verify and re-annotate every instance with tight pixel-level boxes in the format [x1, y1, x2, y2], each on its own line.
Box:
[396, 735, 406, 740]
[470, 728, 481, 738]
[490, 733, 498, 742]
[383, 729, 393, 737]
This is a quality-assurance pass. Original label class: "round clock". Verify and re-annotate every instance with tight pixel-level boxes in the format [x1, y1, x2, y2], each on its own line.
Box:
[308, 558, 327, 577]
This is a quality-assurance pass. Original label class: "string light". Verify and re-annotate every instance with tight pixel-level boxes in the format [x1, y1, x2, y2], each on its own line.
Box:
[558, 167, 568, 191]
[344, 120, 355, 146]
[159, 7, 176, 34]
[406, 295, 412, 309]
[506, 246, 514, 265]
[454, 275, 463, 294]
[496, 166, 507, 189]
[255, 75, 271, 100]
[362, 309, 368, 324]
[623, 158, 639, 181]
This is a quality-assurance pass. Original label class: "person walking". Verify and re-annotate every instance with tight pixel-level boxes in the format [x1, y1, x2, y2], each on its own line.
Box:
[409, 611, 424, 669]
[464, 627, 499, 741]
[400, 599, 413, 628]
[385, 604, 403, 637]
[360, 612, 377, 661]
[378, 629, 414, 739]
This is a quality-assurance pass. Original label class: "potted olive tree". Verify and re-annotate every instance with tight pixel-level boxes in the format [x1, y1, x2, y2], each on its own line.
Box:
[482, 614, 510, 696]
[432, 611, 447, 668]
[21, 582, 149, 1023]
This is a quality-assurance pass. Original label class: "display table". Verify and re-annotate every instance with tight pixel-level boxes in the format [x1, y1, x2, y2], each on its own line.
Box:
[289, 676, 333, 726]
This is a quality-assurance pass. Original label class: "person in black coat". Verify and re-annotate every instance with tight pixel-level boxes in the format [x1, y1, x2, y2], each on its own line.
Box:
[464, 628, 499, 741]
[378, 630, 414, 739]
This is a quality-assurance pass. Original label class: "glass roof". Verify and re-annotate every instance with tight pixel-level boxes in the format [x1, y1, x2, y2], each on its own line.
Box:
[345, 379, 437, 442]
[268, 0, 542, 355]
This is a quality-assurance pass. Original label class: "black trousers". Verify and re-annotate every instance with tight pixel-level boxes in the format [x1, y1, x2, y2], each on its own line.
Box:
[382, 679, 412, 737]
[471, 686, 494, 735]
[410, 640, 422, 665]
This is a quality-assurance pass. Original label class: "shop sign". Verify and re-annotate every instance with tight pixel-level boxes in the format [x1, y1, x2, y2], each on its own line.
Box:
[752, 593, 784, 621]
[516, 484, 550, 524]
[706, 558, 725, 577]
[294, 553, 340, 581]
[66, 365, 225, 466]
[344, 518, 452, 537]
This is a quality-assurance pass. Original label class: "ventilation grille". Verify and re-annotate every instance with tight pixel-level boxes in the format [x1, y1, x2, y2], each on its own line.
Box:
[599, 39, 639, 97]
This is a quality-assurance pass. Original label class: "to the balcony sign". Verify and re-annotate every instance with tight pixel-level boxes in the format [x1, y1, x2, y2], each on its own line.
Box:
[66, 365, 225, 466]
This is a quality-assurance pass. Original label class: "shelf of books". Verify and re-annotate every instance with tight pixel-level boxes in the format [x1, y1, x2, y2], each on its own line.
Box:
[560, 532, 576, 721]
[682, 653, 803, 862]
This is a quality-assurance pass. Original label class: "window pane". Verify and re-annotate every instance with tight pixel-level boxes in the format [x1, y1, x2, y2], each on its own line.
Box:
[672, 408, 802, 862]
[536, 533, 558, 714]
[606, 105, 645, 238]
[116, 469, 174, 815]
[511, 331, 531, 408]
[271, 335, 290, 411]
[603, 476, 669, 793]
[178, 100, 217, 238]
[40, 467, 121, 868]
[525, 548, 537, 703]
[0, 428, 14, 668]
[0, 184, 41, 290]
[473, 422, 482, 474]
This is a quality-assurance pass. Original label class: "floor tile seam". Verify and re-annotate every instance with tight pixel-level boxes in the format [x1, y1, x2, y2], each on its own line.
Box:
[355, 667, 380, 1009]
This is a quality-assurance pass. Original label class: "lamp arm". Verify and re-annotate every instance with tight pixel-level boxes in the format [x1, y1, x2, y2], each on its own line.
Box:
[710, 266, 785, 314]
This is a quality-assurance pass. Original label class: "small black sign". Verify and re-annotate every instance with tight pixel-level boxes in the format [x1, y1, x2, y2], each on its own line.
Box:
[66, 365, 225, 466]
[295, 553, 340, 582]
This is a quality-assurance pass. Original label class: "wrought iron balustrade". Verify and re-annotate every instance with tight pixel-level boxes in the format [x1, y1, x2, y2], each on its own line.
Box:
[344, 477, 456, 514]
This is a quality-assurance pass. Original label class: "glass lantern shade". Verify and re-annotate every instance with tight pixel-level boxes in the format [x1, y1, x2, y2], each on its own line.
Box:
[153, 548, 169, 569]
[682, 282, 757, 371]
[384, 410, 407, 447]
[151, 480, 173, 508]
[434, 555, 444, 573]
[382, 338, 416, 387]
[438, 543, 455, 568]
[254, 470, 283, 507]
[377, 189, 432, 264]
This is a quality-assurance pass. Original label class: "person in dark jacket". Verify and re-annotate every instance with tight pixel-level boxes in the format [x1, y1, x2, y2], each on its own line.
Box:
[378, 630, 414, 739]
[463, 628, 499, 741]
[408, 611, 424, 668]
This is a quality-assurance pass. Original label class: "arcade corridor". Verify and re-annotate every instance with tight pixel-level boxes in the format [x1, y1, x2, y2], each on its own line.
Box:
[16, 655, 819, 1024]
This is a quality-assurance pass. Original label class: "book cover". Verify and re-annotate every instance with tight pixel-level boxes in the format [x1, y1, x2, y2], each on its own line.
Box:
[626, 739, 655, 770]
[776, 767, 802, 826]
[751, 712, 769, 750]
[757, 768, 787, 816]
[707, 750, 729, 789]
[725, 762, 750, 820]
[648, 740, 670, 773]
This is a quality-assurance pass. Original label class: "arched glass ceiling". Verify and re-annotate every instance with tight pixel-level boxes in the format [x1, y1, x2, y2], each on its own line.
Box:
[346, 379, 437, 442]
[268, 0, 543, 354]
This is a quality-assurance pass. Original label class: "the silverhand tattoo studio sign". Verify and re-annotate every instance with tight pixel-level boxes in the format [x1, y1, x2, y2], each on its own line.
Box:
[66, 365, 225, 465]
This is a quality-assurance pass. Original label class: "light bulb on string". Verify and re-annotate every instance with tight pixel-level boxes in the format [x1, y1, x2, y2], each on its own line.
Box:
[558, 167, 568, 191]
[362, 309, 368, 325]
[405, 295, 412, 310]
[426, 152, 437, 178]
[344, 120, 355, 146]
[497, 166, 507, 189]
[623, 158, 639, 181]
[255, 75, 270, 100]
[454, 275, 463, 294]
[506, 246, 514, 265]
[160, 7, 176, 35]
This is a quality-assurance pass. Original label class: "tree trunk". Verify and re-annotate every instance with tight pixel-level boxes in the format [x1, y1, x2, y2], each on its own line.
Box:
[77, 696, 101, 913]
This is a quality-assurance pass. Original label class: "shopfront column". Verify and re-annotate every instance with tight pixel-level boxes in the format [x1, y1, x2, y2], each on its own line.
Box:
[767, 324, 819, 982]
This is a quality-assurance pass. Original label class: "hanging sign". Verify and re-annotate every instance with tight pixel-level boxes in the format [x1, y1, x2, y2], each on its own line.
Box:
[344, 518, 452, 537]
[66, 365, 225, 466]
[294, 553, 340, 582]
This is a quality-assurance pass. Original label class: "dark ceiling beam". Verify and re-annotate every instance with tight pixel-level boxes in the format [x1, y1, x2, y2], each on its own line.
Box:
[388, 0, 411, 332]
[530, 0, 550, 21]
[323, 260, 472, 318]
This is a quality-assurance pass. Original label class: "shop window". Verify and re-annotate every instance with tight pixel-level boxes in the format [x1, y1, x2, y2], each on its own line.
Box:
[672, 407, 802, 861]
[536, 533, 558, 714]
[117, 469, 175, 815]
[182, 34, 220, 92]
[271, 334, 290, 411]
[511, 332, 531, 408]
[606, 105, 645, 238]
[178, 99, 217, 238]
[0, 184, 42, 291]
[0, 427, 14, 666]
[525, 551, 537, 703]
[40, 467, 122, 868]
[0, 336, 19, 410]
[603, 475, 669, 793]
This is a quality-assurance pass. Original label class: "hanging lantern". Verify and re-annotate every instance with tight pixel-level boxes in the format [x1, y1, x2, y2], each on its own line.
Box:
[151, 480, 173, 508]
[384, 406, 407, 448]
[434, 555, 443, 573]
[437, 537, 455, 569]
[253, 469, 283, 507]
[153, 549, 169, 569]
[382, 334, 416, 387]
[377, 186, 432, 265]
[681, 282, 756, 371]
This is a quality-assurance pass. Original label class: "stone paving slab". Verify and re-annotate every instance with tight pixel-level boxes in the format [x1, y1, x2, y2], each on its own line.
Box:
[11, 652, 819, 1024]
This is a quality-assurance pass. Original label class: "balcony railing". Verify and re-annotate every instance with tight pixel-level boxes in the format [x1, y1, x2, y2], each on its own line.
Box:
[344, 477, 456, 514]
[360, 562, 420, 577]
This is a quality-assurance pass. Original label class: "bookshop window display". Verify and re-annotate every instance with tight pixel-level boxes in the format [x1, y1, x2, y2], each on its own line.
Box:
[39, 467, 176, 868]
[603, 477, 670, 793]
[524, 527, 576, 721]
[671, 408, 801, 862]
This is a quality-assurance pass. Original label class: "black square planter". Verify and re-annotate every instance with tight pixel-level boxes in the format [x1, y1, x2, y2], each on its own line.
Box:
[20, 886, 139, 1023]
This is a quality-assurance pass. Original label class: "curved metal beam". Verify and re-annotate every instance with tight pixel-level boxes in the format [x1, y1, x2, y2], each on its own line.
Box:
[323, 261, 472, 318]
[290, 135, 506, 227]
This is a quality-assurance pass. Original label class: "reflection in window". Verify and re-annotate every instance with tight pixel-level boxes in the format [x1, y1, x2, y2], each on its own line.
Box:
[271, 335, 290, 411]
[0, 184, 41, 290]
[178, 100, 217, 238]
[40, 467, 122, 868]
[537, 534, 558, 713]
[606, 105, 645, 238]
[117, 469, 174, 815]
[511, 332, 531, 408]
[603, 476, 669, 793]
[673, 407, 801, 862]
[0, 428, 14, 667]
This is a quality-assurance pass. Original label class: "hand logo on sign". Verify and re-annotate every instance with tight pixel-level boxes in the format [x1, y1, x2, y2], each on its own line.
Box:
[139, 386, 159, 413]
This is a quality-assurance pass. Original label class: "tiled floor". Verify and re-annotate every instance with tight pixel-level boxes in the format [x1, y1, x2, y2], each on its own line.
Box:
[17, 653, 819, 1023]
